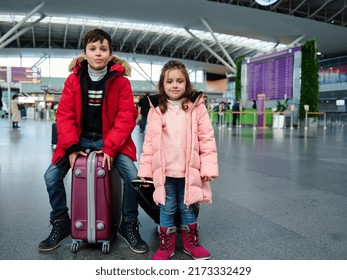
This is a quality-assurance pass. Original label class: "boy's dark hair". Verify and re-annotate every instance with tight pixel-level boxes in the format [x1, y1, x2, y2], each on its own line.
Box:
[157, 60, 193, 113]
[83, 29, 112, 53]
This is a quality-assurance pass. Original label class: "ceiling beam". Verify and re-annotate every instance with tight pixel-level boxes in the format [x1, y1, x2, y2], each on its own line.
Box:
[120, 26, 134, 51]
[200, 17, 236, 69]
[328, 4, 347, 23]
[158, 36, 176, 55]
[63, 18, 70, 49]
[309, 0, 334, 19]
[0, 14, 46, 49]
[31, 25, 36, 48]
[77, 21, 87, 50]
[133, 31, 148, 52]
[290, 0, 307, 15]
[0, 1, 45, 45]
[48, 19, 51, 48]
[145, 33, 163, 53]
[171, 37, 190, 56]
[185, 28, 235, 73]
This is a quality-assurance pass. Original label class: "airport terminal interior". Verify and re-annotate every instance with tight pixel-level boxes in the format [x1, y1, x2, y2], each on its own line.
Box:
[1, 0, 347, 261]
[0, 117, 347, 260]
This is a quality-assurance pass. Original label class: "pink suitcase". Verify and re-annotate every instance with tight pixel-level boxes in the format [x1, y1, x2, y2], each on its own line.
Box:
[70, 151, 116, 254]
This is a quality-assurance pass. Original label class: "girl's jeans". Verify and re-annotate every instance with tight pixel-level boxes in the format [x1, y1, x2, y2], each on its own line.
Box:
[44, 136, 139, 222]
[160, 177, 197, 227]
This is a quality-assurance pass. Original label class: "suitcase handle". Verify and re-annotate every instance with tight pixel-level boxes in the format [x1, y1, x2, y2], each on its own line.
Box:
[131, 179, 154, 206]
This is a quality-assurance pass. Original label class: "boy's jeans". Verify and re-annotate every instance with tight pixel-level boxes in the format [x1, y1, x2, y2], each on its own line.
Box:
[159, 177, 196, 227]
[44, 136, 139, 222]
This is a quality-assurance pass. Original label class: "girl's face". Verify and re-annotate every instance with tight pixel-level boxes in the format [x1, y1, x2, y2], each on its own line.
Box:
[83, 39, 112, 70]
[163, 69, 186, 101]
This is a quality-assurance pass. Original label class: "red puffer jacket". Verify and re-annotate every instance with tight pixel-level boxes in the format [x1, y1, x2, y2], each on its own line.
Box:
[52, 56, 138, 165]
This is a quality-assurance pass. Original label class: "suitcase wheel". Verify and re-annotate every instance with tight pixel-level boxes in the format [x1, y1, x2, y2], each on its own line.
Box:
[71, 240, 80, 253]
[102, 242, 110, 254]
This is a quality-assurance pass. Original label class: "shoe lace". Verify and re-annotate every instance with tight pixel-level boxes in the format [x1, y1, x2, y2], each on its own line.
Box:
[127, 221, 142, 242]
[46, 221, 62, 241]
[158, 232, 173, 252]
[185, 229, 199, 248]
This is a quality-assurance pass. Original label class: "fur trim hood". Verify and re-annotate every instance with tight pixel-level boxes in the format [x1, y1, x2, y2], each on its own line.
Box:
[68, 55, 131, 76]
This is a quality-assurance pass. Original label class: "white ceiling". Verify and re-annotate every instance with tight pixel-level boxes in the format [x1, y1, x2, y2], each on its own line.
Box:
[1, 0, 347, 77]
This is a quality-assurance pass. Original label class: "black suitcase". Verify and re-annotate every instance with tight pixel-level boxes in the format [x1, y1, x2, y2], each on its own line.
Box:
[51, 122, 58, 150]
[131, 179, 199, 226]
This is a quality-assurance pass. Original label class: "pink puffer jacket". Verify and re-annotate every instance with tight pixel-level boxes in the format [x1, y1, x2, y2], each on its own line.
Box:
[138, 92, 218, 206]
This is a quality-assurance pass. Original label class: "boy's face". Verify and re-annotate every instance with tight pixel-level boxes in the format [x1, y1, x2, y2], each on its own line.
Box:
[83, 39, 112, 70]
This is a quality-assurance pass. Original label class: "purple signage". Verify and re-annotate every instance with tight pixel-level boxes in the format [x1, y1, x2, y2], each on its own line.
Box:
[11, 67, 42, 84]
[246, 47, 300, 100]
[0, 66, 7, 82]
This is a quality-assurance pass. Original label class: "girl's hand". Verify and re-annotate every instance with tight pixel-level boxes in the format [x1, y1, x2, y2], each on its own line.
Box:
[140, 177, 153, 187]
[202, 176, 216, 182]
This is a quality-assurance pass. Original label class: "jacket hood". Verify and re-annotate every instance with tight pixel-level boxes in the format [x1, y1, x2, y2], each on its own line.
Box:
[68, 55, 131, 76]
[190, 91, 204, 104]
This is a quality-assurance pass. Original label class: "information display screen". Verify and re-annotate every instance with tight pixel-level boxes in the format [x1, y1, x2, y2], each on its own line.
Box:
[0, 66, 7, 82]
[11, 67, 41, 83]
[246, 48, 299, 100]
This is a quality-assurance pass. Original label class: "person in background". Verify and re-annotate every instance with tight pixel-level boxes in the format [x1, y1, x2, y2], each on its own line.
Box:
[217, 101, 225, 125]
[252, 100, 257, 110]
[138, 60, 218, 260]
[218, 101, 225, 112]
[39, 28, 148, 254]
[232, 99, 240, 126]
[137, 93, 159, 133]
[10, 94, 21, 128]
[137, 92, 151, 133]
[0, 87, 3, 110]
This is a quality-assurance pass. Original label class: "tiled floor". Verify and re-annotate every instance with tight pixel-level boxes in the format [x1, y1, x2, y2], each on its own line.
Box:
[0, 118, 346, 260]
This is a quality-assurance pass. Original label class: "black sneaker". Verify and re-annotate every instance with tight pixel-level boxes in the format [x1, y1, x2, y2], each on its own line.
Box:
[38, 218, 71, 252]
[119, 220, 148, 254]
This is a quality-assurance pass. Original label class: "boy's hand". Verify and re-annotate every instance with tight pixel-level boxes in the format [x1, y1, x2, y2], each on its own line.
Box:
[97, 151, 114, 171]
[69, 150, 88, 169]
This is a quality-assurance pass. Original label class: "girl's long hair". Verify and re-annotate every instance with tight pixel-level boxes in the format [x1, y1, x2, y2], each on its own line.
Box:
[157, 60, 194, 113]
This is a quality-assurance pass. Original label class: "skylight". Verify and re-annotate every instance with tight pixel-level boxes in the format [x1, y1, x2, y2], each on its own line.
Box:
[0, 14, 287, 53]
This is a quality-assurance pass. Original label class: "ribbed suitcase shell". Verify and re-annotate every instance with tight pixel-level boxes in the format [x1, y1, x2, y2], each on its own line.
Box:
[71, 151, 113, 253]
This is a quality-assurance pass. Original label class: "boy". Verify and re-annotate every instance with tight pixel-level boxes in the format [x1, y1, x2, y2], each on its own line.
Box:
[39, 29, 148, 254]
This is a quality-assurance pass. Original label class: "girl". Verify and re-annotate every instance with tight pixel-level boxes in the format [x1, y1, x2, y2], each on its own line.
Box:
[138, 60, 218, 260]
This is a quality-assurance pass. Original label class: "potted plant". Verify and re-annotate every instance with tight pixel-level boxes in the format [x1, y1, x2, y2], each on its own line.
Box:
[273, 99, 288, 128]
